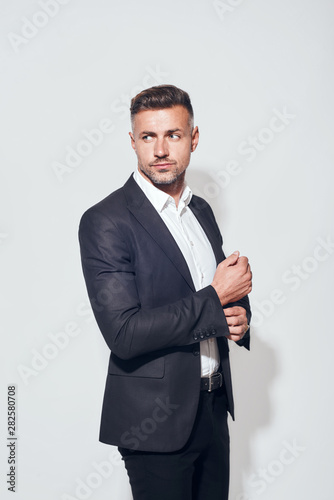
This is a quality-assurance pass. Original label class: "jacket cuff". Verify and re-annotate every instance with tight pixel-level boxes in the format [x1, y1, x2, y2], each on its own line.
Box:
[236, 328, 250, 350]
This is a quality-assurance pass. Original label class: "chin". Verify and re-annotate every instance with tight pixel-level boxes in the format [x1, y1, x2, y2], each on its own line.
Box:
[147, 169, 185, 186]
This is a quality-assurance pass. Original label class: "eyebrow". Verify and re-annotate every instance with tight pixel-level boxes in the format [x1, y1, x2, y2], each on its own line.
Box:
[140, 128, 183, 137]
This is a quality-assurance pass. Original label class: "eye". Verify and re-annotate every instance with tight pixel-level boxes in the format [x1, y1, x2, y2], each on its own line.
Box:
[142, 135, 153, 142]
[169, 134, 180, 140]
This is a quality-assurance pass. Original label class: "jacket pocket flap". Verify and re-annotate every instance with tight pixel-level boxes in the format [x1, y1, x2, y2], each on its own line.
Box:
[108, 353, 165, 378]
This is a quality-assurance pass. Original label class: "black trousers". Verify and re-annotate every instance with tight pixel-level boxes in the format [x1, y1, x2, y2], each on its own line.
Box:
[118, 386, 230, 500]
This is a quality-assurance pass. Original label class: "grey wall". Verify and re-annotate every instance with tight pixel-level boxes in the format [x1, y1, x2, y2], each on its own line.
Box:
[1, 1, 333, 499]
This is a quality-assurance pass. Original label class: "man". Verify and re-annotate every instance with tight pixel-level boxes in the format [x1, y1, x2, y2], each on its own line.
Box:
[79, 84, 252, 500]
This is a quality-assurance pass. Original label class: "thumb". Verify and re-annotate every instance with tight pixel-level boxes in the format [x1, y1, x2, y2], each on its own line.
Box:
[223, 251, 240, 266]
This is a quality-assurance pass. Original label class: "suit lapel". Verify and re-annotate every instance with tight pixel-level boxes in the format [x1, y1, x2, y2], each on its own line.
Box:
[124, 175, 195, 290]
[189, 198, 225, 266]
[123, 175, 223, 290]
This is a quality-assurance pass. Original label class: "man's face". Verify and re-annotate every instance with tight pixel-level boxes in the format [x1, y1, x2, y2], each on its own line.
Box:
[129, 105, 199, 186]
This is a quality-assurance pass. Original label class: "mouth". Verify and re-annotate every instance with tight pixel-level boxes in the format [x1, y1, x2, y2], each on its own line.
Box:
[151, 162, 175, 169]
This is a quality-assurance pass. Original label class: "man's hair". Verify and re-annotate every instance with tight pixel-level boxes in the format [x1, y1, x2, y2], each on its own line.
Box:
[130, 84, 194, 128]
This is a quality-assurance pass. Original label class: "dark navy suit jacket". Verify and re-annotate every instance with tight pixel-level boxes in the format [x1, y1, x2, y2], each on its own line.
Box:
[79, 174, 251, 452]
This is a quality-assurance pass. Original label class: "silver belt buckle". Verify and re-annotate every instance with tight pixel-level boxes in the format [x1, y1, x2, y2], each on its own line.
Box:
[208, 375, 213, 392]
[208, 372, 222, 392]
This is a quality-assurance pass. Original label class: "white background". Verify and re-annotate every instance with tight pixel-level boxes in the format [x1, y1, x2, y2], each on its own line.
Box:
[1, 0, 334, 499]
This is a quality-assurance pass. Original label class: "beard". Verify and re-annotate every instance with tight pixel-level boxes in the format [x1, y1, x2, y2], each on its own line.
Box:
[139, 163, 187, 186]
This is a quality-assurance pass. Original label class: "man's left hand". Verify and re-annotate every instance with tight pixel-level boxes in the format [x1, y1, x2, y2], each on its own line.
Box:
[224, 306, 249, 342]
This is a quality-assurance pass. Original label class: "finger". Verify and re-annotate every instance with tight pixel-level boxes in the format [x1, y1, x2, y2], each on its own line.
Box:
[227, 321, 248, 340]
[238, 256, 249, 269]
[227, 334, 244, 342]
[226, 317, 246, 328]
[226, 317, 240, 327]
[221, 251, 239, 268]
[225, 307, 247, 323]
[228, 324, 247, 335]
[224, 306, 244, 316]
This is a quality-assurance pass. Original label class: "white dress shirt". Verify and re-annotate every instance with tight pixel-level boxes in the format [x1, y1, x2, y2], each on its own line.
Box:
[133, 168, 220, 377]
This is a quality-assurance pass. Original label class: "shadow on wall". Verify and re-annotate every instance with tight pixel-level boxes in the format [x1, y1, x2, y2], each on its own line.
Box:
[186, 168, 229, 226]
[229, 332, 277, 497]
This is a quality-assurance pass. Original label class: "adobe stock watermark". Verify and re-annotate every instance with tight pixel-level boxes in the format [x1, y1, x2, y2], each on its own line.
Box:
[251, 236, 334, 327]
[7, 0, 72, 54]
[61, 451, 122, 500]
[120, 397, 180, 450]
[17, 300, 94, 385]
[235, 439, 306, 499]
[52, 118, 115, 182]
[196, 107, 296, 200]
[52, 65, 169, 183]
[213, 0, 245, 22]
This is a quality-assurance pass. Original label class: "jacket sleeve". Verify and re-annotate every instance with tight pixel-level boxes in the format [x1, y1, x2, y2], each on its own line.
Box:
[78, 207, 231, 360]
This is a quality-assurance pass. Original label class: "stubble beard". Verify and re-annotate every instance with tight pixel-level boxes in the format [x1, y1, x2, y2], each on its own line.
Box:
[139, 164, 186, 186]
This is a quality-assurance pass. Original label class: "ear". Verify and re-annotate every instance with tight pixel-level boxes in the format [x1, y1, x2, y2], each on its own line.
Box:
[191, 126, 199, 152]
[129, 132, 136, 151]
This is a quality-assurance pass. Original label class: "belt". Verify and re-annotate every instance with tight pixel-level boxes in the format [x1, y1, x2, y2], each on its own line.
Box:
[200, 372, 223, 392]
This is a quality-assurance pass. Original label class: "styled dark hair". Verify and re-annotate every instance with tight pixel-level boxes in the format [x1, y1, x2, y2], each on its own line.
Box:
[130, 84, 194, 126]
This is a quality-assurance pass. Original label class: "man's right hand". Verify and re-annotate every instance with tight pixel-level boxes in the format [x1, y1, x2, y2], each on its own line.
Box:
[211, 251, 252, 306]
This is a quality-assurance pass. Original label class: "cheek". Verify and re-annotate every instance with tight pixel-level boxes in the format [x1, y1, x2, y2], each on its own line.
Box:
[177, 147, 191, 165]
[136, 146, 149, 162]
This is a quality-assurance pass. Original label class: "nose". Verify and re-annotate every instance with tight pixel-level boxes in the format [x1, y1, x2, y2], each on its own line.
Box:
[154, 137, 169, 158]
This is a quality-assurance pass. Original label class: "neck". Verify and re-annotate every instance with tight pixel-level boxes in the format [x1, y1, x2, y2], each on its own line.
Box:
[138, 169, 186, 208]
[153, 173, 185, 208]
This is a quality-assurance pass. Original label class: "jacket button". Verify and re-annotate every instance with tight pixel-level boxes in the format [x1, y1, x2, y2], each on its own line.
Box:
[193, 333, 198, 341]
[205, 331, 211, 337]
[192, 348, 200, 356]
[211, 328, 217, 335]
[199, 332, 205, 339]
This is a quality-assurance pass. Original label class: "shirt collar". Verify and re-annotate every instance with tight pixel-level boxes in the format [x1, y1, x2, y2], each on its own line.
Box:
[133, 168, 193, 213]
